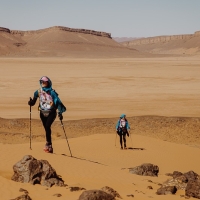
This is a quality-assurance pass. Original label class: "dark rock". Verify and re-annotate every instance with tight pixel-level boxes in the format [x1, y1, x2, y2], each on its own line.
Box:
[156, 186, 177, 195]
[11, 194, 32, 200]
[11, 155, 64, 187]
[79, 190, 115, 200]
[19, 188, 28, 194]
[147, 186, 153, 189]
[70, 187, 86, 192]
[129, 163, 159, 177]
[183, 171, 199, 182]
[185, 180, 200, 199]
[53, 193, 62, 197]
[101, 186, 121, 198]
[127, 194, 134, 197]
[172, 171, 183, 178]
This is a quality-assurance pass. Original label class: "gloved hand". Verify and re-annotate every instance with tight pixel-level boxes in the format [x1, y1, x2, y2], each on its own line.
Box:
[28, 98, 35, 106]
[127, 132, 130, 137]
[58, 112, 63, 121]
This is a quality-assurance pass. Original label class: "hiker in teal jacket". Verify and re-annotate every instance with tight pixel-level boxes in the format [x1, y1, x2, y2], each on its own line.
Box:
[116, 114, 130, 149]
[28, 76, 66, 153]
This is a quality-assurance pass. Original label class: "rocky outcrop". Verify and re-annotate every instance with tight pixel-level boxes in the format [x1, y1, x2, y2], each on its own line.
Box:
[129, 163, 159, 177]
[0, 27, 10, 33]
[161, 171, 200, 198]
[123, 34, 193, 46]
[79, 190, 115, 200]
[10, 26, 111, 38]
[11, 155, 65, 187]
[163, 171, 199, 190]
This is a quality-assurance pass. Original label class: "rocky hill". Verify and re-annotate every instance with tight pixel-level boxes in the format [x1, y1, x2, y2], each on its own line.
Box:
[0, 26, 143, 58]
[121, 31, 200, 55]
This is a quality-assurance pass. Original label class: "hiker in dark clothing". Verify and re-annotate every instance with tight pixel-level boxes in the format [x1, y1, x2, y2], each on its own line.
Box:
[116, 114, 130, 149]
[28, 76, 66, 153]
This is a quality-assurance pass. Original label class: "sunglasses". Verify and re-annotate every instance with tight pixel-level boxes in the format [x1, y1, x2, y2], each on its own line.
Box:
[40, 80, 48, 84]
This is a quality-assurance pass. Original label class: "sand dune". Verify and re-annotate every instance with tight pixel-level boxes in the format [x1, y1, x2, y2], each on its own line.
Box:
[0, 133, 200, 199]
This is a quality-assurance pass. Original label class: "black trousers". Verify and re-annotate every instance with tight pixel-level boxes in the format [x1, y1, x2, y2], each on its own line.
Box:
[40, 111, 56, 145]
[117, 129, 127, 148]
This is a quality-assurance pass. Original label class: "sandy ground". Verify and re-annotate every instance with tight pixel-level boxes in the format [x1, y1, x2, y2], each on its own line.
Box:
[0, 57, 200, 199]
[0, 134, 200, 199]
[0, 57, 200, 120]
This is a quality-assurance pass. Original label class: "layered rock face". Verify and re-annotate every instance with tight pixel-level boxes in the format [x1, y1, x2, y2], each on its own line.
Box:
[0, 26, 111, 38]
[121, 30, 200, 55]
[0, 27, 10, 33]
[122, 32, 198, 46]
[123, 34, 193, 46]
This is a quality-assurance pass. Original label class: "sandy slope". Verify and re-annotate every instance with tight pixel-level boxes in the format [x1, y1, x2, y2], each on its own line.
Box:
[0, 134, 200, 200]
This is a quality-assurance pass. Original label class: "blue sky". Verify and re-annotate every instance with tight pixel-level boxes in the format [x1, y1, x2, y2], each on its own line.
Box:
[0, 0, 199, 37]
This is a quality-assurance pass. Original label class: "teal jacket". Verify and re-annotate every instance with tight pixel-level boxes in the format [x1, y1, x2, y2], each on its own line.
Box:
[33, 77, 66, 114]
[116, 114, 130, 130]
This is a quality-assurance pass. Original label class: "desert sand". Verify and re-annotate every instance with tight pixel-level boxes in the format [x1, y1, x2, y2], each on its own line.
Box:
[0, 56, 200, 200]
[0, 26, 200, 199]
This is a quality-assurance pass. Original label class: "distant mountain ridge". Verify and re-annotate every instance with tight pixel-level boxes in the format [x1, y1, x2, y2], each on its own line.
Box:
[0, 26, 143, 58]
[0, 26, 111, 38]
[121, 31, 200, 55]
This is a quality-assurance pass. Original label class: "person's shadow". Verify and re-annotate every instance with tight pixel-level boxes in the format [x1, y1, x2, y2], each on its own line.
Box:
[127, 147, 145, 150]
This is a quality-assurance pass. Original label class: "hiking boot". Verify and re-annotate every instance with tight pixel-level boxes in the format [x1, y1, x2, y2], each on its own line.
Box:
[43, 145, 53, 153]
[48, 145, 53, 153]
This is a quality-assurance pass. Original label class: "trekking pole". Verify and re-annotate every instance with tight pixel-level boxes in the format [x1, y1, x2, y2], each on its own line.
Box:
[60, 120, 72, 157]
[29, 97, 32, 150]
[129, 130, 133, 148]
[115, 131, 117, 147]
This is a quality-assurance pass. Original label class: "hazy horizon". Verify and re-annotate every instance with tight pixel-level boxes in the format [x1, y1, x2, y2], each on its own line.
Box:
[0, 0, 200, 38]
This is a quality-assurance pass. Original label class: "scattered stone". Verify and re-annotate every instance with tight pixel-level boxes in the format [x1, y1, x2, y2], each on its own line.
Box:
[70, 187, 86, 192]
[11, 155, 65, 187]
[147, 180, 152, 183]
[127, 194, 134, 197]
[156, 186, 177, 195]
[129, 163, 159, 177]
[185, 179, 200, 199]
[19, 188, 28, 194]
[79, 190, 115, 200]
[11, 194, 32, 200]
[53, 194, 62, 197]
[101, 186, 121, 199]
[147, 186, 153, 190]
[162, 170, 200, 190]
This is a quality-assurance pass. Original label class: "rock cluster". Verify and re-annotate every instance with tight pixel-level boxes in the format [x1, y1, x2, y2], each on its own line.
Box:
[157, 170, 200, 198]
[11, 155, 65, 187]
